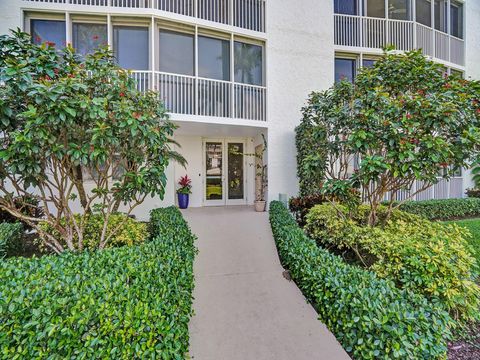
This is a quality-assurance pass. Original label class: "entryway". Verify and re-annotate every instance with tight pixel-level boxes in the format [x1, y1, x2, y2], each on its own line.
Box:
[203, 139, 246, 206]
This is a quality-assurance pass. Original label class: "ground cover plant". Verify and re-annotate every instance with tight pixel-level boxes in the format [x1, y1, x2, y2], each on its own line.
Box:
[269, 201, 451, 359]
[0, 206, 196, 358]
[0, 30, 185, 253]
[445, 218, 480, 268]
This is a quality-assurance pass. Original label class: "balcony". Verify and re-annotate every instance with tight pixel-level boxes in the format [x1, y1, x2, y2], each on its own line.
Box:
[334, 14, 465, 66]
[131, 71, 267, 121]
[22, 0, 266, 32]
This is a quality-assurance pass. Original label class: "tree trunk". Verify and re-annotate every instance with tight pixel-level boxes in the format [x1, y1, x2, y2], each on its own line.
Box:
[73, 165, 90, 213]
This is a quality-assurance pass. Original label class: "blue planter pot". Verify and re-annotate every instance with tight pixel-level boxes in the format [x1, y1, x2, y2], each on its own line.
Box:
[177, 193, 189, 209]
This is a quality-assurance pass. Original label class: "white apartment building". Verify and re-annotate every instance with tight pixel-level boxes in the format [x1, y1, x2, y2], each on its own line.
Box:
[0, 0, 479, 218]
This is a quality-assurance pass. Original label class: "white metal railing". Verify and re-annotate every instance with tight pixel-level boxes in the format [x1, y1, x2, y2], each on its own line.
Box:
[23, 0, 266, 32]
[416, 23, 433, 57]
[450, 36, 465, 66]
[334, 14, 465, 67]
[129, 71, 266, 121]
[383, 177, 464, 202]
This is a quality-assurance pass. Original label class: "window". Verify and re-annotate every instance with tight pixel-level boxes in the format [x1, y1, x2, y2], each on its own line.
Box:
[335, 58, 356, 83]
[234, 42, 263, 86]
[72, 23, 107, 57]
[450, 1, 463, 39]
[416, 0, 432, 27]
[114, 26, 149, 70]
[434, 0, 448, 32]
[198, 36, 230, 81]
[334, 0, 357, 15]
[31, 19, 66, 48]
[450, 69, 463, 78]
[362, 59, 376, 68]
[366, 0, 385, 18]
[388, 0, 411, 20]
[159, 30, 194, 76]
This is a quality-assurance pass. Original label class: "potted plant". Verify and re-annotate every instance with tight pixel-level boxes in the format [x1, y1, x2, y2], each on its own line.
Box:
[252, 135, 268, 212]
[177, 175, 192, 209]
[254, 160, 268, 212]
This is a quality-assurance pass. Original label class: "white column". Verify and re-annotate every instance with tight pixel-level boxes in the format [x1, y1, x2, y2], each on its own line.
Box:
[447, 0, 451, 62]
[150, 16, 155, 90]
[65, 12, 71, 46]
[107, 14, 112, 50]
[230, 33, 234, 118]
[194, 25, 199, 115]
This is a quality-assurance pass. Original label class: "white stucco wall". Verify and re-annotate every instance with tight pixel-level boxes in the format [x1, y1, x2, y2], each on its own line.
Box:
[462, 0, 480, 193]
[465, 0, 480, 81]
[266, 0, 334, 203]
[0, 0, 23, 35]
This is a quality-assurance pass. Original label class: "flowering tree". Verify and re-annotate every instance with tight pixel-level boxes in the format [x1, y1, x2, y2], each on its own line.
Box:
[0, 30, 185, 252]
[299, 49, 480, 225]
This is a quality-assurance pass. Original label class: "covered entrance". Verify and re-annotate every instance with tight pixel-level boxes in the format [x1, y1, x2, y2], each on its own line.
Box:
[204, 139, 246, 206]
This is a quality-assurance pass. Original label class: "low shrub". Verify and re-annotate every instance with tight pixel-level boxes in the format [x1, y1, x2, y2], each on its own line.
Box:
[305, 204, 480, 323]
[0, 206, 196, 358]
[394, 198, 480, 221]
[39, 213, 147, 251]
[466, 188, 480, 199]
[0, 222, 24, 259]
[270, 201, 451, 359]
[288, 194, 327, 225]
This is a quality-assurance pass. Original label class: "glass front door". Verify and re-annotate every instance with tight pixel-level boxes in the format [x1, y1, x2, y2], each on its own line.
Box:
[205, 141, 224, 205]
[204, 140, 246, 206]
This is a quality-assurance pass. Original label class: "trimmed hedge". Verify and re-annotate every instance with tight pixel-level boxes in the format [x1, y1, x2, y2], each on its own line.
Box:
[0, 206, 196, 359]
[395, 198, 480, 220]
[269, 201, 451, 359]
[0, 222, 23, 259]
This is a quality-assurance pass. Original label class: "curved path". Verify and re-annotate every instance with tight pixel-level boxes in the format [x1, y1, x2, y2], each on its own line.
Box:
[183, 206, 350, 360]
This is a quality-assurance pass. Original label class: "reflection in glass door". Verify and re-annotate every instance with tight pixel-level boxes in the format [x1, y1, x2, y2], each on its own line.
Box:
[227, 143, 244, 202]
[205, 142, 224, 205]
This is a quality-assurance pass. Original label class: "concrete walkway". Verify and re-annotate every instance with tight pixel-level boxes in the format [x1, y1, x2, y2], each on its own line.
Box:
[182, 206, 350, 360]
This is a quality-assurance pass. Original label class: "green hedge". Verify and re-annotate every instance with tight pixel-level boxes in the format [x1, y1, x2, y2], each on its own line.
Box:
[0, 222, 24, 259]
[394, 198, 480, 220]
[0, 206, 196, 359]
[269, 201, 451, 359]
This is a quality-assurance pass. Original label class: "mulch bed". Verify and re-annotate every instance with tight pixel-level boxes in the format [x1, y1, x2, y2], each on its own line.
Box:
[448, 323, 480, 360]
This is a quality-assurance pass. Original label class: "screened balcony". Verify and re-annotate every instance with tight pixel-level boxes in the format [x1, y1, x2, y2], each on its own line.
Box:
[22, 0, 267, 32]
[28, 17, 267, 122]
[333, 0, 465, 66]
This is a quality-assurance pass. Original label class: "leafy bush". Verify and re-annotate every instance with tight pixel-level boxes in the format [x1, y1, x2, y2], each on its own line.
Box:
[0, 206, 196, 358]
[269, 201, 451, 359]
[305, 204, 480, 323]
[288, 194, 327, 225]
[466, 188, 480, 199]
[0, 222, 24, 259]
[395, 198, 480, 220]
[39, 213, 147, 252]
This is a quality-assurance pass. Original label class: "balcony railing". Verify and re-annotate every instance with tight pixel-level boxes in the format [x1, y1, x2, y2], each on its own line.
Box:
[23, 0, 266, 32]
[381, 177, 464, 202]
[131, 71, 267, 121]
[334, 14, 465, 66]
